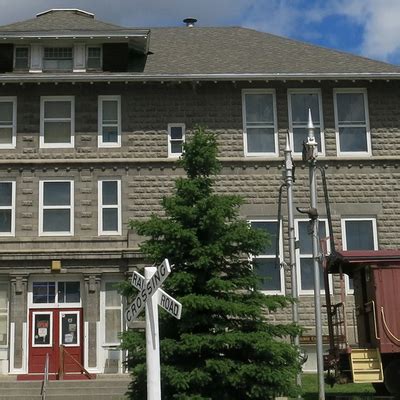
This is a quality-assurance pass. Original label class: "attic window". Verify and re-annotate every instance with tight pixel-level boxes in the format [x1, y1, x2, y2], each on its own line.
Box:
[43, 47, 73, 71]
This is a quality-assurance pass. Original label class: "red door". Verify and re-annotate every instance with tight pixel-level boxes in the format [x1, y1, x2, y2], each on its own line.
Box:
[29, 308, 83, 376]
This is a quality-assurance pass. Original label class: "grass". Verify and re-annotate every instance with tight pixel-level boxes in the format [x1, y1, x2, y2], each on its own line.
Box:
[300, 374, 375, 400]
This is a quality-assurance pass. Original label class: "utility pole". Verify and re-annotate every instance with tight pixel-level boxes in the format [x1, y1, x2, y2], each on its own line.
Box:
[304, 110, 325, 400]
[284, 131, 301, 389]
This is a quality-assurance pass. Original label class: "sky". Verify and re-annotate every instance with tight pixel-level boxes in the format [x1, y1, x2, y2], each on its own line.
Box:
[1, 0, 400, 65]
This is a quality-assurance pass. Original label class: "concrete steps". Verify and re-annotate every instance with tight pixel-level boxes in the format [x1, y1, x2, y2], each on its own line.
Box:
[0, 376, 131, 399]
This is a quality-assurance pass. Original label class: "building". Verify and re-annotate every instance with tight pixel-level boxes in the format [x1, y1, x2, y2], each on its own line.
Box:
[0, 8, 400, 377]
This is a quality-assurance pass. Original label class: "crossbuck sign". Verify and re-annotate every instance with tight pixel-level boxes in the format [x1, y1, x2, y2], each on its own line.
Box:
[125, 259, 182, 400]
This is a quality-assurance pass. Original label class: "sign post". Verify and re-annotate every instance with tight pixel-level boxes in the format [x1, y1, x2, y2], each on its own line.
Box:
[125, 259, 182, 400]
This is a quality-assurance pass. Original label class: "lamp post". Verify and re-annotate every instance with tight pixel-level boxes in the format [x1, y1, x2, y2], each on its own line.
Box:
[303, 110, 325, 400]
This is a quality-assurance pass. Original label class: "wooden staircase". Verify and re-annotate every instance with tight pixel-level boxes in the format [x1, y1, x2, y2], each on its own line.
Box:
[350, 348, 384, 383]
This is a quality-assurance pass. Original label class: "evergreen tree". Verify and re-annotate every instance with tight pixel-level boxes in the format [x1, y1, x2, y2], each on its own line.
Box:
[121, 127, 301, 400]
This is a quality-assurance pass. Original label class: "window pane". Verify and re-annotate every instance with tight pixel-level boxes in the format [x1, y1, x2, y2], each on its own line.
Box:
[44, 101, 71, 119]
[59, 282, 80, 303]
[255, 258, 281, 291]
[33, 282, 56, 304]
[34, 314, 51, 345]
[251, 221, 278, 255]
[102, 126, 118, 143]
[43, 182, 70, 206]
[43, 59, 73, 70]
[247, 128, 275, 153]
[0, 183, 12, 206]
[298, 221, 326, 254]
[171, 141, 183, 154]
[105, 309, 121, 343]
[245, 94, 274, 124]
[170, 126, 183, 140]
[102, 181, 118, 205]
[337, 93, 365, 123]
[0, 102, 13, 123]
[293, 127, 322, 153]
[0, 128, 12, 144]
[103, 209, 118, 231]
[44, 122, 71, 144]
[0, 210, 11, 232]
[300, 258, 326, 291]
[0, 283, 7, 310]
[0, 315, 6, 346]
[105, 282, 120, 307]
[61, 313, 78, 345]
[339, 127, 367, 152]
[102, 101, 118, 123]
[345, 220, 375, 250]
[291, 93, 320, 124]
[15, 47, 28, 58]
[43, 209, 70, 232]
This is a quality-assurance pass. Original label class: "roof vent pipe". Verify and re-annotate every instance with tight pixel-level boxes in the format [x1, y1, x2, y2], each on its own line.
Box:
[183, 18, 197, 27]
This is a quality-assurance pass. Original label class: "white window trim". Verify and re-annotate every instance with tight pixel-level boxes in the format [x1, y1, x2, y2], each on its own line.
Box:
[333, 88, 371, 157]
[101, 279, 124, 347]
[0, 97, 17, 149]
[295, 218, 332, 295]
[31, 311, 53, 348]
[86, 45, 102, 69]
[250, 219, 285, 295]
[40, 96, 75, 148]
[39, 180, 74, 237]
[242, 89, 279, 157]
[0, 181, 15, 237]
[98, 179, 122, 236]
[341, 217, 378, 294]
[14, 46, 30, 70]
[287, 88, 325, 157]
[168, 123, 185, 157]
[98, 95, 121, 148]
[0, 281, 9, 348]
[59, 310, 80, 347]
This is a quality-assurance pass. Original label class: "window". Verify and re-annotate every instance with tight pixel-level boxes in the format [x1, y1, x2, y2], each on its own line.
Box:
[58, 281, 80, 303]
[103, 282, 123, 344]
[334, 89, 370, 155]
[31, 281, 81, 305]
[40, 97, 74, 148]
[288, 89, 324, 155]
[0, 282, 9, 347]
[14, 47, 29, 69]
[98, 96, 121, 147]
[87, 46, 101, 69]
[32, 282, 56, 304]
[0, 97, 16, 148]
[250, 220, 284, 294]
[242, 89, 278, 156]
[98, 180, 121, 235]
[341, 218, 378, 292]
[168, 123, 185, 157]
[0, 181, 15, 236]
[296, 219, 331, 294]
[43, 47, 73, 71]
[39, 180, 74, 236]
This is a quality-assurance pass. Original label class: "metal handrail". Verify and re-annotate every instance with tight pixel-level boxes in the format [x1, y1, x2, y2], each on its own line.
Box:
[365, 300, 380, 340]
[41, 353, 49, 400]
[59, 345, 92, 380]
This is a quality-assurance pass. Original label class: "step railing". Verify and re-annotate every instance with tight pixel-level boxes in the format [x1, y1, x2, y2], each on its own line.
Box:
[58, 345, 92, 380]
[41, 353, 49, 400]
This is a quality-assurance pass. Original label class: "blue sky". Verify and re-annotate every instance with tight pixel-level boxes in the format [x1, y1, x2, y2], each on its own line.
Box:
[1, 0, 400, 65]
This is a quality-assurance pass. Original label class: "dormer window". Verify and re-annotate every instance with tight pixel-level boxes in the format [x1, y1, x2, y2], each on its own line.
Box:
[43, 47, 73, 71]
[14, 47, 29, 70]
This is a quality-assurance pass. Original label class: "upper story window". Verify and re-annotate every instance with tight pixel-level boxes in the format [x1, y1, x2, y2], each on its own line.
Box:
[0, 181, 15, 236]
[250, 220, 284, 294]
[40, 96, 74, 148]
[242, 89, 278, 156]
[288, 89, 324, 156]
[0, 281, 9, 347]
[98, 96, 121, 147]
[43, 47, 73, 71]
[87, 46, 102, 70]
[39, 180, 74, 236]
[98, 180, 122, 235]
[0, 97, 16, 149]
[334, 89, 370, 156]
[168, 123, 185, 157]
[14, 46, 29, 70]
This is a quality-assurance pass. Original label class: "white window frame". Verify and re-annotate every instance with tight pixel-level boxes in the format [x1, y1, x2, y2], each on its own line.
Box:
[98, 179, 122, 236]
[0, 97, 17, 149]
[31, 311, 53, 348]
[59, 310, 80, 347]
[98, 95, 121, 148]
[341, 217, 378, 294]
[333, 88, 371, 157]
[40, 96, 75, 148]
[0, 281, 9, 348]
[242, 89, 278, 157]
[168, 123, 185, 157]
[250, 219, 285, 295]
[295, 218, 332, 295]
[0, 181, 15, 237]
[87, 46, 102, 69]
[287, 88, 325, 157]
[39, 180, 74, 236]
[14, 46, 30, 70]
